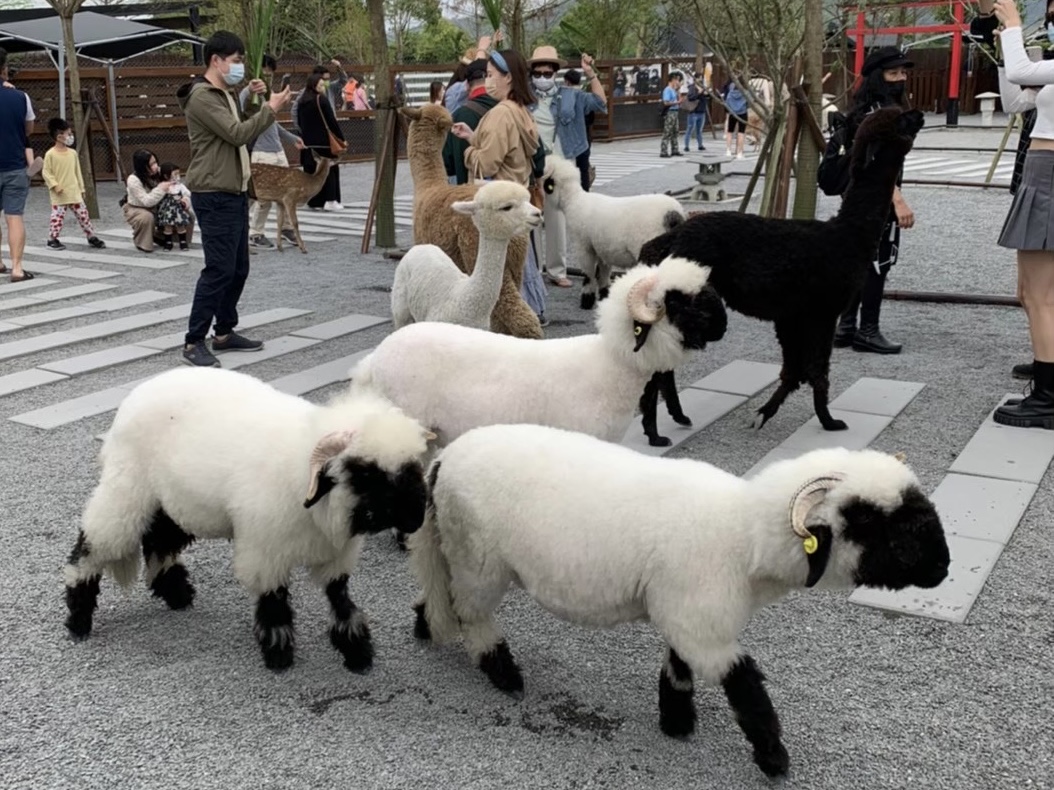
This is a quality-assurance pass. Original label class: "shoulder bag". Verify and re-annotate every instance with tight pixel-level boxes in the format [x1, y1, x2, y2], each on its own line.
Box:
[316, 94, 348, 157]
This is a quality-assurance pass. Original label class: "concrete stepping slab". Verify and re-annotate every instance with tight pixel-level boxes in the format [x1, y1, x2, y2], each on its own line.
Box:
[10, 386, 130, 429]
[270, 349, 372, 396]
[20, 261, 121, 280]
[264, 220, 363, 237]
[744, 446, 807, 479]
[4, 291, 173, 329]
[220, 335, 320, 369]
[0, 277, 60, 295]
[2, 305, 97, 329]
[22, 245, 185, 270]
[71, 234, 205, 258]
[0, 368, 68, 397]
[622, 388, 746, 456]
[828, 378, 925, 416]
[0, 283, 117, 311]
[39, 344, 163, 376]
[948, 395, 1054, 484]
[779, 410, 892, 452]
[928, 473, 1037, 545]
[850, 534, 1004, 624]
[289, 314, 389, 340]
[251, 228, 339, 243]
[135, 307, 312, 350]
[688, 359, 780, 396]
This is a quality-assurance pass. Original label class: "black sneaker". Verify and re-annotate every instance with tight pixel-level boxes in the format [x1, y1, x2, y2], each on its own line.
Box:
[182, 341, 221, 368]
[47, 238, 66, 250]
[250, 234, 273, 249]
[281, 229, 298, 244]
[87, 236, 106, 249]
[212, 332, 263, 353]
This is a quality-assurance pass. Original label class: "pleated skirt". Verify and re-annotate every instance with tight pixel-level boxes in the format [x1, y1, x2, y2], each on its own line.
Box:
[999, 149, 1054, 250]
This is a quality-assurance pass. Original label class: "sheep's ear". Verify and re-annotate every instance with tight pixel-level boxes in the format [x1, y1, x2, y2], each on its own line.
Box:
[304, 470, 337, 509]
[543, 176, 556, 195]
[451, 200, 477, 216]
[803, 524, 833, 588]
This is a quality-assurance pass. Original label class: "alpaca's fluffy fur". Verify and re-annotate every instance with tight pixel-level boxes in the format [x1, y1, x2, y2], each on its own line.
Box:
[638, 108, 926, 442]
[351, 256, 727, 445]
[63, 367, 432, 671]
[391, 180, 542, 331]
[402, 104, 543, 339]
[542, 155, 686, 309]
[411, 427, 950, 776]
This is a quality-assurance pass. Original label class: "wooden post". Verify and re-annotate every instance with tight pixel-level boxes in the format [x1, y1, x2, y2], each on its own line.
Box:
[361, 97, 399, 254]
[773, 100, 801, 219]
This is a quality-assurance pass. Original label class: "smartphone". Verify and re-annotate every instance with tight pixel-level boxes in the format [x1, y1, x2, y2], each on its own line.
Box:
[281, 73, 292, 89]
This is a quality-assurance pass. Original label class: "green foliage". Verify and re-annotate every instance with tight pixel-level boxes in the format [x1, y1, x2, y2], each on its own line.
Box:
[403, 17, 473, 63]
[479, 0, 504, 32]
[546, 0, 659, 59]
[208, 0, 373, 61]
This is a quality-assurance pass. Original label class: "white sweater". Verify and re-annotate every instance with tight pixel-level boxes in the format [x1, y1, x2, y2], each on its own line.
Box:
[999, 26, 1054, 139]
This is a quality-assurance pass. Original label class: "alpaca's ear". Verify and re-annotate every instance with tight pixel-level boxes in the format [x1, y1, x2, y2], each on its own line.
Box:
[451, 200, 477, 216]
[401, 107, 423, 121]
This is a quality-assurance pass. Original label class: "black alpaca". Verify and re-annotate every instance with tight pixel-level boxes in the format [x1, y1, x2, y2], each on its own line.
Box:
[636, 107, 925, 446]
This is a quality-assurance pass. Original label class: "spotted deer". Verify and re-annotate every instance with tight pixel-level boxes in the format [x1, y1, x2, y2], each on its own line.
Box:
[250, 153, 333, 254]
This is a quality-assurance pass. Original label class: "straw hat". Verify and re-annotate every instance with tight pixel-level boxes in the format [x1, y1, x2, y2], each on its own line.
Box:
[528, 45, 565, 69]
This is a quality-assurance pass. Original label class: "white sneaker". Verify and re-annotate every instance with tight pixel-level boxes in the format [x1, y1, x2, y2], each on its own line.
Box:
[324, 201, 344, 211]
[735, 153, 744, 160]
[725, 147, 732, 157]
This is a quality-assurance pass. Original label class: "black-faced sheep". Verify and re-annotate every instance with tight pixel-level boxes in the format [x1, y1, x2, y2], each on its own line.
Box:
[63, 367, 433, 672]
[410, 425, 950, 777]
[637, 107, 926, 445]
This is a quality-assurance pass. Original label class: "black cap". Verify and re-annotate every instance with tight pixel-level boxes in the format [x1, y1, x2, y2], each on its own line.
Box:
[564, 68, 581, 86]
[466, 58, 488, 82]
[862, 46, 914, 77]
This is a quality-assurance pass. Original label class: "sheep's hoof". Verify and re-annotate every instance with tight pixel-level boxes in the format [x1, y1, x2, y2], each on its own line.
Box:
[331, 621, 374, 673]
[65, 613, 93, 640]
[754, 743, 790, 777]
[412, 602, 431, 641]
[150, 564, 195, 610]
[751, 411, 771, 431]
[479, 641, 524, 698]
[263, 645, 294, 671]
[394, 529, 408, 552]
[647, 435, 672, 448]
[580, 292, 597, 310]
[597, 286, 610, 302]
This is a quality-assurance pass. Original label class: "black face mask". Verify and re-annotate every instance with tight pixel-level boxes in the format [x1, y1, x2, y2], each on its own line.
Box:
[881, 81, 906, 103]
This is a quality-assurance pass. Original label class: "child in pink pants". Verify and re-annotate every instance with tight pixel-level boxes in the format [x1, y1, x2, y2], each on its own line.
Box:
[42, 117, 105, 251]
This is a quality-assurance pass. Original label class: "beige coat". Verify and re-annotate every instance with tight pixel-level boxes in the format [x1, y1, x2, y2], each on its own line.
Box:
[464, 101, 539, 188]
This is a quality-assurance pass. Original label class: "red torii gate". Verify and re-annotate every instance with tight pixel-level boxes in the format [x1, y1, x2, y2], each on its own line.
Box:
[847, 0, 968, 126]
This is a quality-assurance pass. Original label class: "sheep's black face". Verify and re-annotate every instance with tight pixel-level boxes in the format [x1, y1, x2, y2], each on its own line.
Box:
[343, 459, 428, 536]
[665, 285, 727, 350]
[841, 487, 950, 590]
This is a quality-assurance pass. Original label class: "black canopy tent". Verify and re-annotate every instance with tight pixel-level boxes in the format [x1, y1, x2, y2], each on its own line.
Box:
[0, 11, 203, 161]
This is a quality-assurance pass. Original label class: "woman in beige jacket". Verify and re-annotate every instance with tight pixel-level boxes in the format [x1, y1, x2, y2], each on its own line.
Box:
[124, 149, 195, 252]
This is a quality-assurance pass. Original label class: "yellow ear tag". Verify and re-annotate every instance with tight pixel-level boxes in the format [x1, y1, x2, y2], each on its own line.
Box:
[634, 325, 642, 336]
[802, 535, 819, 555]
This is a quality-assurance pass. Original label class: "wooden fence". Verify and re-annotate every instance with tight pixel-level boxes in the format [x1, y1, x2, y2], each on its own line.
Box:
[13, 48, 999, 182]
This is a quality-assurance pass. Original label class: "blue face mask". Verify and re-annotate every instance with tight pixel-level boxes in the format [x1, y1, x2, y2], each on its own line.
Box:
[224, 62, 245, 86]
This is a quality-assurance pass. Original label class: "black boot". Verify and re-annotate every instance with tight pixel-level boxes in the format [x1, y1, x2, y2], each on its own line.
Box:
[852, 266, 901, 354]
[833, 311, 857, 348]
[1012, 362, 1033, 380]
[994, 361, 1054, 429]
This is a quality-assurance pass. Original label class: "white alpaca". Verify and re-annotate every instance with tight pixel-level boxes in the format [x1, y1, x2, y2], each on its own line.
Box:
[391, 180, 542, 331]
[542, 155, 686, 309]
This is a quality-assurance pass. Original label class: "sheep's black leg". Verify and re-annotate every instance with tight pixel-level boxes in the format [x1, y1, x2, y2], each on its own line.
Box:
[254, 586, 295, 671]
[142, 508, 196, 610]
[478, 640, 524, 698]
[804, 318, 848, 431]
[65, 530, 100, 639]
[640, 373, 671, 447]
[721, 654, 789, 778]
[754, 377, 799, 430]
[659, 370, 692, 426]
[325, 574, 374, 673]
[812, 375, 847, 431]
[413, 601, 431, 640]
[755, 319, 805, 430]
[658, 646, 696, 737]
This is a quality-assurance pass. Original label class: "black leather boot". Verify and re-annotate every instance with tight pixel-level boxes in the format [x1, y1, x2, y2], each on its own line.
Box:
[852, 266, 901, 354]
[853, 325, 903, 354]
[994, 360, 1054, 429]
[833, 311, 857, 348]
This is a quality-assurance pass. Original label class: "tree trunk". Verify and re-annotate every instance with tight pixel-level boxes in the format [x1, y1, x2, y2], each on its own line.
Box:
[791, 0, 823, 221]
[60, 11, 99, 219]
[508, 0, 525, 54]
[367, 0, 396, 248]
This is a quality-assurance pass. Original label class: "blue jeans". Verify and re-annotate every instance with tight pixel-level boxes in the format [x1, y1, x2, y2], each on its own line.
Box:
[684, 111, 707, 149]
[186, 191, 250, 345]
[521, 231, 547, 318]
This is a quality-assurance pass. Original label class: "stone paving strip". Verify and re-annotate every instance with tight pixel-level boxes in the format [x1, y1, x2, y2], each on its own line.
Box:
[0, 291, 173, 333]
[851, 394, 1054, 624]
[22, 245, 186, 270]
[0, 277, 61, 296]
[16, 260, 122, 280]
[9, 313, 387, 428]
[96, 227, 338, 246]
[67, 235, 205, 259]
[620, 360, 781, 455]
[0, 283, 118, 311]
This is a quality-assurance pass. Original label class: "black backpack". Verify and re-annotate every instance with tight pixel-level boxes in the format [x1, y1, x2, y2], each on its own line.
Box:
[817, 112, 852, 197]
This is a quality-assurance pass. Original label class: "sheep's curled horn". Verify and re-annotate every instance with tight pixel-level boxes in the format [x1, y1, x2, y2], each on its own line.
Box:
[627, 275, 664, 352]
[305, 430, 356, 506]
[790, 474, 844, 587]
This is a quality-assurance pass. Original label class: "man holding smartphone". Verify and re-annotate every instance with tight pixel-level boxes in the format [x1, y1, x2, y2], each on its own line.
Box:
[239, 53, 304, 249]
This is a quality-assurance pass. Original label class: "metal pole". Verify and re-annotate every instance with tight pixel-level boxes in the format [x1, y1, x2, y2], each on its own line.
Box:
[58, 46, 66, 120]
[885, 290, 1020, 307]
[107, 61, 120, 164]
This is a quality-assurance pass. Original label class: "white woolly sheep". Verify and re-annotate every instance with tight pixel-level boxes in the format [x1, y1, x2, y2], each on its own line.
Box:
[63, 367, 434, 672]
[391, 180, 542, 331]
[541, 154, 686, 309]
[410, 427, 950, 778]
[350, 256, 727, 446]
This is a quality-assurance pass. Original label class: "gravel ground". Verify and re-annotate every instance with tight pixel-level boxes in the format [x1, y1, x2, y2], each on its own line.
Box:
[1, 114, 1050, 790]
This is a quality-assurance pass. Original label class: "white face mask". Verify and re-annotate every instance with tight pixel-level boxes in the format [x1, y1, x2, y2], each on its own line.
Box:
[532, 76, 556, 94]
[64, 134, 74, 146]
[1047, 21, 1054, 44]
[224, 61, 245, 86]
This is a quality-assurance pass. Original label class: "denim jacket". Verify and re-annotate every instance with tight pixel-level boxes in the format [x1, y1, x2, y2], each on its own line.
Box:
[535, 87, 606, 160]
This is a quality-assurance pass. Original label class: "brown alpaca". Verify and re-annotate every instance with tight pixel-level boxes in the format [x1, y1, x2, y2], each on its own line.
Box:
[249, 155, 333, 254]
[401, 104, 543, 339]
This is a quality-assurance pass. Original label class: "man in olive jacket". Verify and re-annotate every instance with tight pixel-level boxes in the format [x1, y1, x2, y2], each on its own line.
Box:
[175, 30, 292, 368]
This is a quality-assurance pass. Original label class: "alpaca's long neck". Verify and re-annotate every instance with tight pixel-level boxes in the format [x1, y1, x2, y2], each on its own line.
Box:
[411, 138, 448, 187]
[831, 161, 902, 239]
[464, 233, 511, 300]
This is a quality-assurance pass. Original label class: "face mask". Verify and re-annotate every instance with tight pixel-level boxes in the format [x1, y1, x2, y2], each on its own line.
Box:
[224, 62, 245, 86]
[64, 134, 74, 146]
[884, 81, 906, 101]
[171, 175, 181, 184]
[1047, 22, 1054, 44]
[320, 80, 331, 92]
[532, 76, 556, 93]
[485, 77, 497, 96]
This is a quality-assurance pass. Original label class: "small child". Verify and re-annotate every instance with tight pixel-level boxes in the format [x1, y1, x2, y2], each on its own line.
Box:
[42, 117, 105, 250]
[156, 162, 193, 251]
